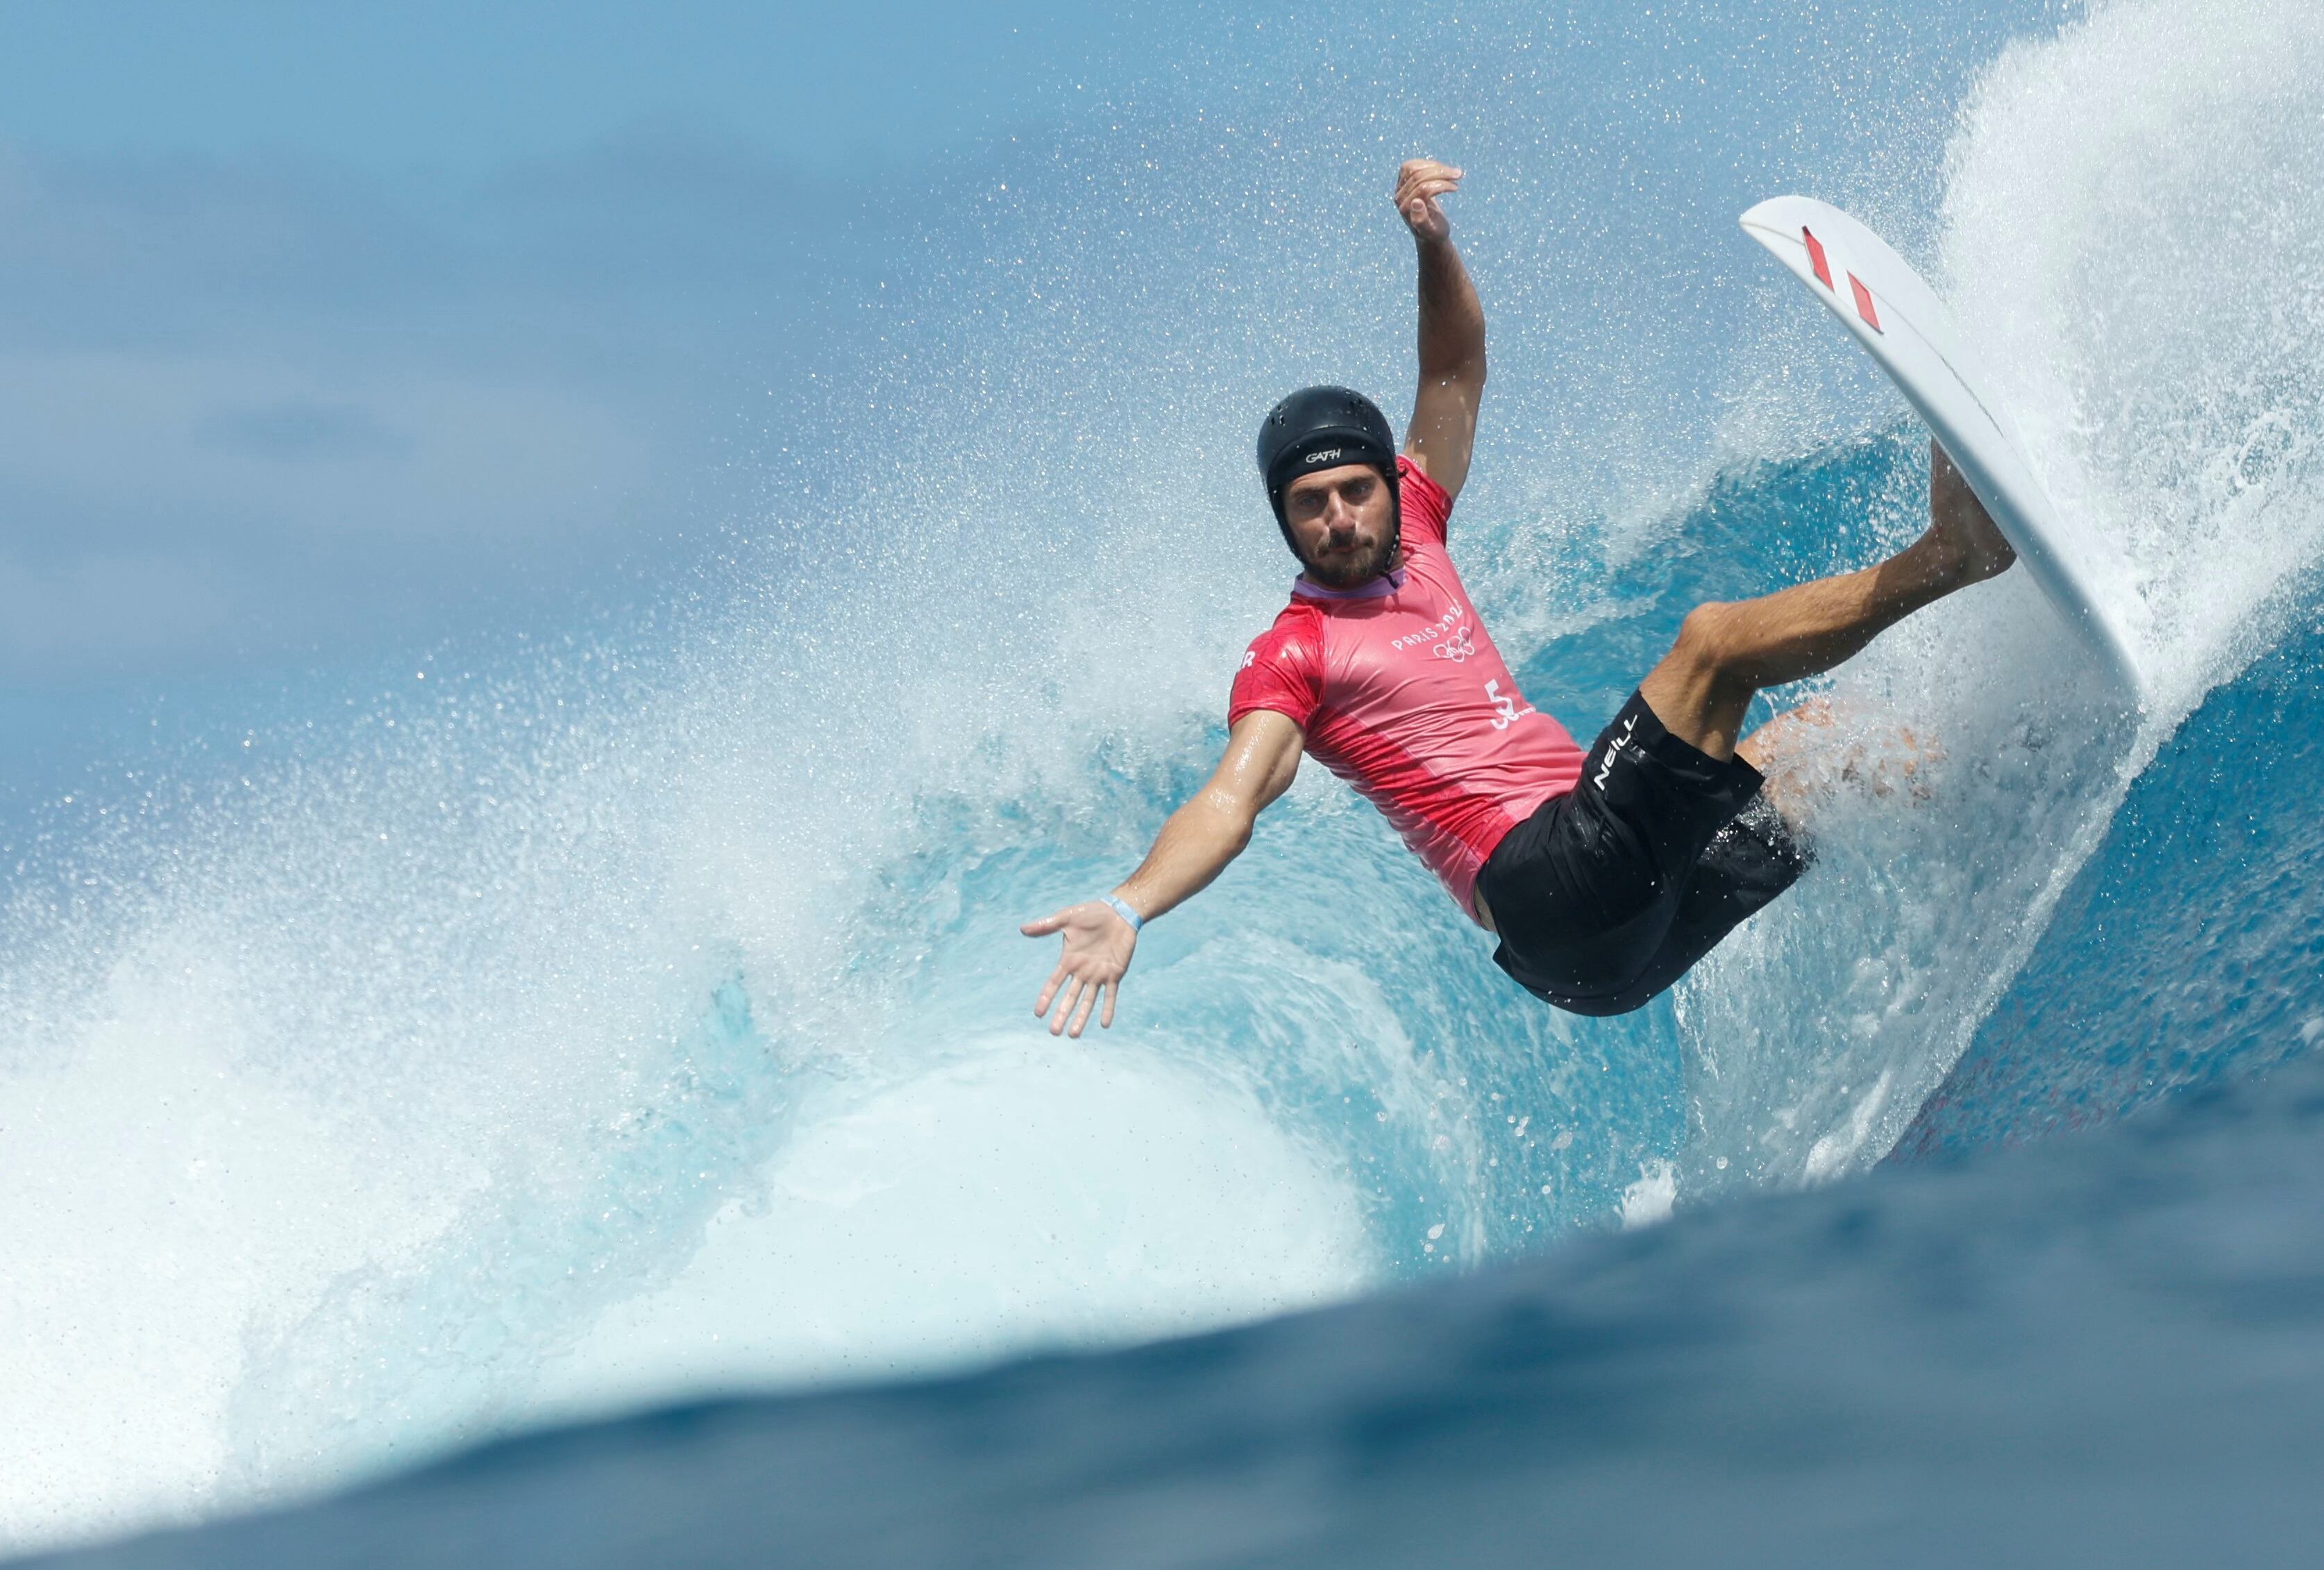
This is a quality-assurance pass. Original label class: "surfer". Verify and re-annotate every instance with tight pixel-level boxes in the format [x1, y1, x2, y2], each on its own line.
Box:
[1025, 158, 2015, 1032]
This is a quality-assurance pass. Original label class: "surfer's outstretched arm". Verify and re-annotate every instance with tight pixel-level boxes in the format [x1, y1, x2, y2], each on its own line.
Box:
[1394, 158, 1486, 503]
[1022, 711, 1304, 1038]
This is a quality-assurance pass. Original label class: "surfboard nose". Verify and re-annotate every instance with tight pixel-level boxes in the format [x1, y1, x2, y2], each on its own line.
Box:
[1742, 195, 2148, 706]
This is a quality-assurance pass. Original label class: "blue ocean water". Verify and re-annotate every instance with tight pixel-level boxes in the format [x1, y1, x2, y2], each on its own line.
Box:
[3, 0, 2322, 1558]
[1902, 607, 2324, 1156]
[29, 1044, 2324, 1569]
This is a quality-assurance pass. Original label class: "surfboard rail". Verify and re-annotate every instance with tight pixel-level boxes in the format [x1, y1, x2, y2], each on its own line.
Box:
[1740, 195, 2147, 704]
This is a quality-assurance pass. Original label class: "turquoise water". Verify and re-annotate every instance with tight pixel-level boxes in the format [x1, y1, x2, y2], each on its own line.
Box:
[1903, 606, 2324, 1156]
[2, 0, 2321, 1553]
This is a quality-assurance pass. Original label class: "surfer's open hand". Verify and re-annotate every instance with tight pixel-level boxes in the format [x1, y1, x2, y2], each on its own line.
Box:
[1022, 901, 1138, 1038]
[1394, 158, 1463, 244]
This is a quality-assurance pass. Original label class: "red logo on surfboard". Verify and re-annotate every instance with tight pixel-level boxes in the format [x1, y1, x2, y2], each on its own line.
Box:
[1848, 274, 1881, 330]
[1803, 226, 1834, 289]
[1801, 227, 1882, 335]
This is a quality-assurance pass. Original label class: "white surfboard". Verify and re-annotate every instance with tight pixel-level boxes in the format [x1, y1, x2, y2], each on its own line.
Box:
[1740, 195, 2146, 702]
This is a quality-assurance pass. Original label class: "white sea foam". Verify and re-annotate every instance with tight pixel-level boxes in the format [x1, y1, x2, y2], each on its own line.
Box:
[1619, 1160, 1678, 1229]
[530, 1037, 1374, 1421]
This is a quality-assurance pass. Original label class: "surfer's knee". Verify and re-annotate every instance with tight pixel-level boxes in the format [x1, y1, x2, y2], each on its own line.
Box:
[1640, 603, 1760, 759]
[1672, 602, 1756, 698]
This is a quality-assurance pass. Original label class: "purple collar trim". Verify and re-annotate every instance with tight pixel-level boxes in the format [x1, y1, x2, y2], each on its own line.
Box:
[1292, 568, 1406, 601]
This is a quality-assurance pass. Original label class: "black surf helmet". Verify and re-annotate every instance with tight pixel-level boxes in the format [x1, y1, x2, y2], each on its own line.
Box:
[1256, 385, 1401, 558]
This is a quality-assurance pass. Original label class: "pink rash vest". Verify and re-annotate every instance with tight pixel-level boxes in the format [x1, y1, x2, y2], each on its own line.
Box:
[1228, 457, 1587, 924]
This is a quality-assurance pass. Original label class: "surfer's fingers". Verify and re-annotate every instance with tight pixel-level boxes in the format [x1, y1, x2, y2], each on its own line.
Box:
[1068, 982, 1100, 1038]
[1020, 911, 1067, 937]
[1395, 157, 1462, 185]
[1394, 180, 1454, 213]
[1400, 182, 1458, 235]
[1052, 976, 1085, 1036]
[1034, 961, 1069, 1017]
[1099, 981, 1118, 1030]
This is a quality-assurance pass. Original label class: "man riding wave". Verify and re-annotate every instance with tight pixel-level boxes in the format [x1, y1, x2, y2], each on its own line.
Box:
[1025, 158, 2014, 1033]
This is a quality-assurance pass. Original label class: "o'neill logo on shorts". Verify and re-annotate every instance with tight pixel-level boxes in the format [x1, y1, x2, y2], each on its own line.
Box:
[1594, 712, 1638, 789]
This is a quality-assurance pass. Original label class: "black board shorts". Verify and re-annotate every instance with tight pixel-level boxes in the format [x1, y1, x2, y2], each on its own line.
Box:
[1478, 689, 1810, 1017]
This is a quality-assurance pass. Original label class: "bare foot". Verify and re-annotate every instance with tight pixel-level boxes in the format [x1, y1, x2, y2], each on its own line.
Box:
[1925, 439, 2016, 587]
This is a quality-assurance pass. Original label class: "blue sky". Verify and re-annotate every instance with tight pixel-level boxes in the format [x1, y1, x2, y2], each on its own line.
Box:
[0, 0, 1165, 788]
[0, 1, 1126, 171]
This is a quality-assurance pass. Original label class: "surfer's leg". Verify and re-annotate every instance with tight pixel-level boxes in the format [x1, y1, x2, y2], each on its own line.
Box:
[1479, 691, 1765, 1013]
[1640, 441, 2012, 761]
[1735, 700, 1832, 829]
[1739, 699, 1937, 827]
[1547, 797, 1812, 1015]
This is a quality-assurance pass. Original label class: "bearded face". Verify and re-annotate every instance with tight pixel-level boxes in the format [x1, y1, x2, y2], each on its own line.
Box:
[1282, 464, 1400, 588]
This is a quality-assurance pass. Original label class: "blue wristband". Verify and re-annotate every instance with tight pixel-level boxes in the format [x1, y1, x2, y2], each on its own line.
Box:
[1100, 894, 1145, 934]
